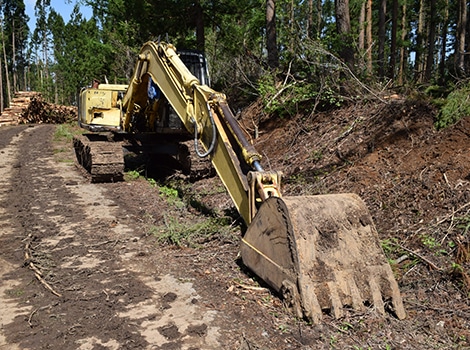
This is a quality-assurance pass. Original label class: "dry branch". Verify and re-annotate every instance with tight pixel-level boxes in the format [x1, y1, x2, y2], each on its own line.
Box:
[392, 242, 442, 271]
[24, 235, 62, 297]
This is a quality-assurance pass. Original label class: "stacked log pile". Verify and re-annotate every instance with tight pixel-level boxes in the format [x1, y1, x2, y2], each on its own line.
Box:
[0, 91, 77, 126]
[20, 95, 77, 124]
[0, 91, 38, 126]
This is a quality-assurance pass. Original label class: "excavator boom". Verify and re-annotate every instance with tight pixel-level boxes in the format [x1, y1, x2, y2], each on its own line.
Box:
[75, 41, 406, 323]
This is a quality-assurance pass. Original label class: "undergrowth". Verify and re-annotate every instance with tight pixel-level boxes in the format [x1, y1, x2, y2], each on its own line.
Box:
[136, 177, 238, 247]
[434, 82, 470, 129]
[151, 215, 237, 247]
[53, 123, 76, 142]
[53, 123, 81, 162]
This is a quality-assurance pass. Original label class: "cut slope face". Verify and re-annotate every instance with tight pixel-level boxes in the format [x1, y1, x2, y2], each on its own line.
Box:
[242, 98, 470, 345]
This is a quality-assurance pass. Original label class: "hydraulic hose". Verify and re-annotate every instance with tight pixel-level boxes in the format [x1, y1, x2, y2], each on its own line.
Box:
[193, 103, 217, 158]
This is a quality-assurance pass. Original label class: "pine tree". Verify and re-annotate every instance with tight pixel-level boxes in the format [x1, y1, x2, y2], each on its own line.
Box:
[2, 0, 29, 93]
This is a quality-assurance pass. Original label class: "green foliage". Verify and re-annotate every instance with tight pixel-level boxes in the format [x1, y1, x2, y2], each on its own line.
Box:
[278, 324, 289, 333]
[5, 288, 24, 297]
[421, 235, 440, 250]
[2, 0, 30, 92]
[258, 70, 341, 117]
[435, 83, 470, 129]
[159, 185, 185, 209]
[456, 215, 470, 235]
[256, 39, 349, 117]
[420, 233, 450, 256]
[125, 170, 141, 181]
[381, 238, 400, 256]
[151, 215, 236, 247]
[159, 185, 178, 198]
[19, 0, 467, 108]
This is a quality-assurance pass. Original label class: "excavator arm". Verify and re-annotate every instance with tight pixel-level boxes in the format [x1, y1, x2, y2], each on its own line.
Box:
[122, 41, 281, 224]
[78, 41, 406, 323]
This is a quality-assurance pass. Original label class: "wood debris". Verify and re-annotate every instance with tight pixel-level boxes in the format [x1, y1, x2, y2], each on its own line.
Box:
[24, 234, 62, 297]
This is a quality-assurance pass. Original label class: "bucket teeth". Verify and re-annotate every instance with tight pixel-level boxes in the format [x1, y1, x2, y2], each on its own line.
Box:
[296, 265, 405, 322]
[368, 272, 386, 316]
[241, 194, 406, 323]
[326, 281, 344, 319]
[368, 265, 406, 319]
[347, 276, 365, 312]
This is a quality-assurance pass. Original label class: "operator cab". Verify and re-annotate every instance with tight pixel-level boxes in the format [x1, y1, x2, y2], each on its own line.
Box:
[179, 49, 210, 87]
[158, 49, 210, 132]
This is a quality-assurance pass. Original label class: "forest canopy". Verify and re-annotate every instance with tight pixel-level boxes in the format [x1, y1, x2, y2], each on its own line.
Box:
[1, 0, 469, 118]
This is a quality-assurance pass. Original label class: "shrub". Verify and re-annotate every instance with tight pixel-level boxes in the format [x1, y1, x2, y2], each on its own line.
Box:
[435, 83, 470, 129]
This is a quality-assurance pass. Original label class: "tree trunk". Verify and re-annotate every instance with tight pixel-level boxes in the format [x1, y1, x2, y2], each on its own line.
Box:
[358, 0, 365, 52]
[414, 0, 425, 82]
[307, 0, 313, 38]
[289, 0, 295, 51]
[3, 43, 11, 107]
[398, 1, 408, 85]
[194, 1, 205, 52]
[24, 65, 27, 93]
[424, 0, 437, 82]
[266, 0, 279, 68]
[365, 0, 372, 75]
[457, 0, 467, 75]
[43, 22, 48, 80]
[1, 19, 11, 108]
[377, 0, 386, 78]
[0, 45, 3, 112]
[316, 0, 322, 37]
[439, 0, 449, 84]
[388, 0, 398, 79]
[12, 19, 17, 93]
[335, 0, 354, 69]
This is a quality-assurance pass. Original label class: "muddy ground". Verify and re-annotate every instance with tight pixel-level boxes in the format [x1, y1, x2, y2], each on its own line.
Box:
[0, 97, 469, 349]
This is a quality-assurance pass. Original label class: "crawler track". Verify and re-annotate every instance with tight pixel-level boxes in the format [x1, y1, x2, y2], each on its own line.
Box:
[73, 134, 124, 182]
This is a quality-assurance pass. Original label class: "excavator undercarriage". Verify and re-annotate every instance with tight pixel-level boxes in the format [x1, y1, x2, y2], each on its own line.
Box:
[73, 134, 124, 182]
[74, 41, 405, 323]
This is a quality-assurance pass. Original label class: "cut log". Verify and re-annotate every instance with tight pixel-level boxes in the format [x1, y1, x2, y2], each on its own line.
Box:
[0, 91, 77, 126]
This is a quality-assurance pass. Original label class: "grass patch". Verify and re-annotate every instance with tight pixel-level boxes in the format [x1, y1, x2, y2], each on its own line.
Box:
[52, 123, 81, 163]
[150, 215, 237, 247]
[124, 169, 142, 181]
[53, 123, 76, 142]
[159, 185, 185, 209]
[5, 288, 24, 297]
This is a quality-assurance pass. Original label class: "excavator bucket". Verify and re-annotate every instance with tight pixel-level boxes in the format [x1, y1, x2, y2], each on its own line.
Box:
[240, 193, 406, 323]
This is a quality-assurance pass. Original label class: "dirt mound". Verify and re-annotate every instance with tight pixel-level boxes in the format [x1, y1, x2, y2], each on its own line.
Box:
[241, 98, 470, 345]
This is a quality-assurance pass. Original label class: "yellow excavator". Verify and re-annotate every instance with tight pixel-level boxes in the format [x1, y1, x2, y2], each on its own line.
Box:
[74, 41, 406, 323]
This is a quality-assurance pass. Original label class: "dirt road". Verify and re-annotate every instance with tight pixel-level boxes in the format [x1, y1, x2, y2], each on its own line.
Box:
[0, 125, 277, 349]
[1, 110, 469, 349]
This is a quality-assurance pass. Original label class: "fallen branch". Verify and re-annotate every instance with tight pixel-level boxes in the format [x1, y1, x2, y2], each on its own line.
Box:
[24, 235, 62, 297]
[405, 299, 470, 318]
[392, 242, 442, 271]
[230, 281, 269, 292]
[87, 239, 118, 248]
[435, 201, 470, 226]
[33, 271, 62, 297]
[28, 305, 51, 327]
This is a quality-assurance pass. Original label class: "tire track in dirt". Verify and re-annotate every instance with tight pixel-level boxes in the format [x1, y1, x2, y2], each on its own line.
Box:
[0, 126, 31, 350]
[0, 125, 221, 349]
